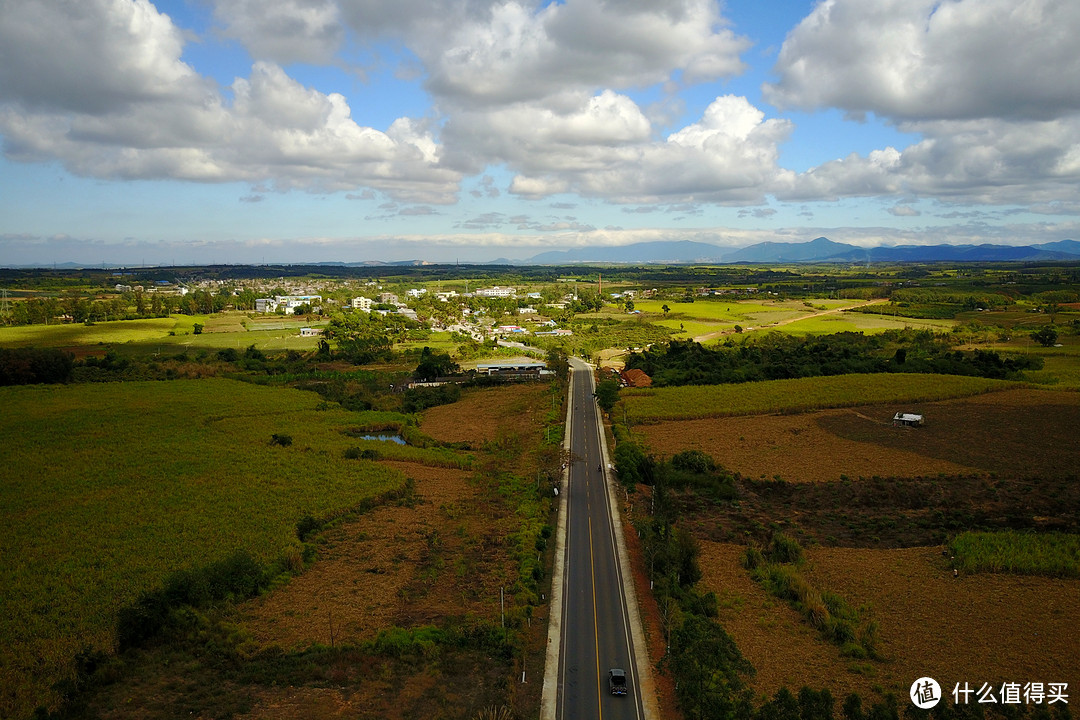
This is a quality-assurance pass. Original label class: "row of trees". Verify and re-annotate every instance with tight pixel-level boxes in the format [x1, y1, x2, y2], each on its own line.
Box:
[1, 287, 267, 326]
[626, 330, 1043, 386]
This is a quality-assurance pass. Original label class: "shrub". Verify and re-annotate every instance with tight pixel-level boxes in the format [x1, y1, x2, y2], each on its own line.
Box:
[117, 551, 268, 649]
[270, 433, 293, 447]
[671, 449, 717, 474]
[402, 383, 461, 413]
[296, 515, 321, 541]
[741, 546, 765, 570]
[614, 440, 652, 487]
[768, 532, 804, 565]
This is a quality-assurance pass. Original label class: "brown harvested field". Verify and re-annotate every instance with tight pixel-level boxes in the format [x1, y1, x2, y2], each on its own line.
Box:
[700, 541, 1080, 702]
[421, 382, 549, 446]
[229, 382, 555, 720]
[639, 388, 1080, 482]
[241, 460, 511, 650]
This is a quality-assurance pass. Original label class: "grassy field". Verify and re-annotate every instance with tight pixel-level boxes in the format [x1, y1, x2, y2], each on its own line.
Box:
[625, 297, 957, 345]
[950, 531, 1080, 578]
[620, 372, 1020, 422]
[0, 317, 184, 347]
[0, 313, 328, 355]
[68, 381, 561, 720]
[0, 379, 411, 717]
[775, 313, 955, 335]
[969, 333, 1080, 389]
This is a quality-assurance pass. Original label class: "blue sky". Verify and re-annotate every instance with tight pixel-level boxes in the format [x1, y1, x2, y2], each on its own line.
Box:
[1, 0, 1079, 265]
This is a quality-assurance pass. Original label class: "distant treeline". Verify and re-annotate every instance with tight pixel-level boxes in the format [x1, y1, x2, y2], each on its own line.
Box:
[625, 330, 1041, 386]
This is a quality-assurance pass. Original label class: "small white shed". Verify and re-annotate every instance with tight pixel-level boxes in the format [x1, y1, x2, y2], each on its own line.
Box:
[892, 412, 924, 427]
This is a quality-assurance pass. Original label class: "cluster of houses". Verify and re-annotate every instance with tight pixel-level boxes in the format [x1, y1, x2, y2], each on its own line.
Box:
[254, 295, 322, 315]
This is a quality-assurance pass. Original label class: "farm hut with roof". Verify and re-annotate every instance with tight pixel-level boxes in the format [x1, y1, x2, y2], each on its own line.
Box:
[892, 412, 924, 427]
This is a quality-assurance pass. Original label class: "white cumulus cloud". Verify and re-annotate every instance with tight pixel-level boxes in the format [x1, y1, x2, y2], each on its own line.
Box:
[765, 0, 1080, 122]
[213, 0, 344, 65]
[0, 0, 460, 201]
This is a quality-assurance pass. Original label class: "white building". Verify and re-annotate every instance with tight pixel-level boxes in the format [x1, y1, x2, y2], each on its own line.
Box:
[406, 288, 427, 298]
[255, 295, 322, 314]
[476, 286, 516, 298]
[351, 296, 373, 311]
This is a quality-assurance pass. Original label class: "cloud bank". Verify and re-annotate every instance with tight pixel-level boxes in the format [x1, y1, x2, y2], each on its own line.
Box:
[1, 0, 1079, 221]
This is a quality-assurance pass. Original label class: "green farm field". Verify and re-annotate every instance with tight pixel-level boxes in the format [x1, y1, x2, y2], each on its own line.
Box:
[0, 379, 419, 717]
[0, 313, 328, 355]
[630, 297, 952, 343]
[0, 317, 184, 348]
[619, 372, 1020, 422]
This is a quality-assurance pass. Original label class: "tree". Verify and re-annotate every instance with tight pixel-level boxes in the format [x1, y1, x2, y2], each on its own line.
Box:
[625, 299, 635, 312]
[1031, 326, 1059, 347]
[662, 304, 670, 316]
[192, 323, 203, 335]
[414, 346, 459, 380]
[545, 347, 570, 382]
[326, 312, 393, 364]
[593, 377, 620, 413]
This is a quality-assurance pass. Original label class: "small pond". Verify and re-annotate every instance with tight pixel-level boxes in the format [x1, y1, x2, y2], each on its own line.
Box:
[357, 434, 406, 445]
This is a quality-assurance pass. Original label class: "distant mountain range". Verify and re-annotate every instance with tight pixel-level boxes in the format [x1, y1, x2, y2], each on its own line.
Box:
[523, 237, 1080, 264]
[526, 240, 729, 265]
[7, 238, 1080, 269]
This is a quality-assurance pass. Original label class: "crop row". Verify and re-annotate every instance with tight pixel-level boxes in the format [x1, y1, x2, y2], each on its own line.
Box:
[620, 372, 1019, 422]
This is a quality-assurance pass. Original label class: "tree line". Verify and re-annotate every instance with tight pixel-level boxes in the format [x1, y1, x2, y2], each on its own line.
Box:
[625, 330, 1042, 386]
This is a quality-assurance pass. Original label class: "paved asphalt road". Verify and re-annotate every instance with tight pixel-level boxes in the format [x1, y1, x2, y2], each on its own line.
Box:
[556, 358, 647, 720]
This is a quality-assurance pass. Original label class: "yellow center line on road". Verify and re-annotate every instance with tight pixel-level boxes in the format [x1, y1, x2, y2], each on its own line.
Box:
[589, 516, 603, 720]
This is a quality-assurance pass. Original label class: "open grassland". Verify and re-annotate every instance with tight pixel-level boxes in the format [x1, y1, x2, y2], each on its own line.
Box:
[774, 312, 955, 335]
[0, 313, 327, 355]
[630, 298, 952, 342]
[638, 388, 1080, 483]
[969, 333, 1080, 389]
[621, 372, 1018, 423]
[0, 317, 184, 347]
[699, 542, 1080, 702]
[950, 531, 1080, 578]
[0, 379, 412, 717]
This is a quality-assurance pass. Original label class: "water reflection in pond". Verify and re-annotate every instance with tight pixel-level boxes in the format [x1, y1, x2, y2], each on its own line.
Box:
[358, 434, 406, 445]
